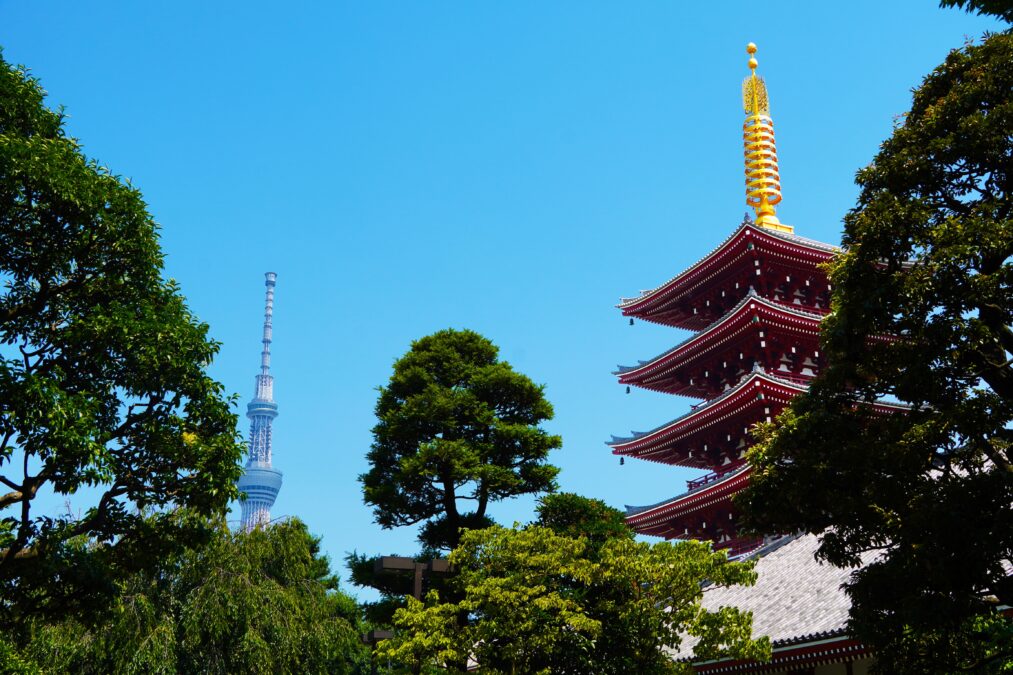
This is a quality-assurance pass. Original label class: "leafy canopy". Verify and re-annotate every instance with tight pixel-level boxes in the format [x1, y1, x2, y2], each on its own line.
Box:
[378, 494, 769, 674]
[534, 491, 631, 550]
[940, 0, 1013, 22]
[740, 31, 1013, 673]
[13, 518, 368, 675]
[0, 53, 244, 621]
[361, 328, 561, 552]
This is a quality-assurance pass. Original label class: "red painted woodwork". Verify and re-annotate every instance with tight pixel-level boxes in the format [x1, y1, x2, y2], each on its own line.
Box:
[618, 221, 836, 330]
[610, 372, 807, 468]
[614, 219, 840, 549]
[617, 294, 825, 398]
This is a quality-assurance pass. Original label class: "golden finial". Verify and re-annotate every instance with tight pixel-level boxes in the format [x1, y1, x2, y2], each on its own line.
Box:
[742, 43, 791, 233]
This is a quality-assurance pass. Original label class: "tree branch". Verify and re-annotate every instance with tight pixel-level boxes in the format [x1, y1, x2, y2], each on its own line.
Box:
[0, 483, 128, 563]
[0, 275, 87, 325]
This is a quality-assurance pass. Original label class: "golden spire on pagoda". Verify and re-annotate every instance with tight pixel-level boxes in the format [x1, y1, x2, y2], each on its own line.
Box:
[742, 43, 792, 233]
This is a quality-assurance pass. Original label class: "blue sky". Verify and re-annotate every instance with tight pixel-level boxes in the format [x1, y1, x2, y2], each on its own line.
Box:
[1, 1, 1002, 598]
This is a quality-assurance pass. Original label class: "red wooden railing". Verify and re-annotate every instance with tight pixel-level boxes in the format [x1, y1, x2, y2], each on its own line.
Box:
[686, 461, 747, 491]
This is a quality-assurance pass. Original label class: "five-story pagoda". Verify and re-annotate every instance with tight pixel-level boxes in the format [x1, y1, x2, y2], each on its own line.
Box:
[610, 44, 836, 556]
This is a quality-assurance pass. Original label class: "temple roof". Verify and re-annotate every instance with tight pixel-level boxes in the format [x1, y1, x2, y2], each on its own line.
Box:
[613, 366, 908, 467]
[624, 462, 751, 535]
[615, 292, 824, 396]
[669, 533, 877, 666]
[625, 462, 750, 517]
[618, 218, 837, 328]
[610, 369, 807, 463]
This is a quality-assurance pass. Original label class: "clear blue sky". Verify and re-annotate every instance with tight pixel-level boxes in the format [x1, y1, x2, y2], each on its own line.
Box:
[1, 1, 1002, 598]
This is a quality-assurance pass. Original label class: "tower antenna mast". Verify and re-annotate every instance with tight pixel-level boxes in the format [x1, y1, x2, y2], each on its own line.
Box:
[238, 272, 283, 530]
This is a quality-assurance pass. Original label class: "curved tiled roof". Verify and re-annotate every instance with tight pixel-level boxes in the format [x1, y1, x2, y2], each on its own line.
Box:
[609, 368, 808, 448]
[668, 533, 879, 662]
[625, 462, 751, 517]
[614, 291, 824, 378]
[618, 216, 838, 312]
[764, 227, 840, 255]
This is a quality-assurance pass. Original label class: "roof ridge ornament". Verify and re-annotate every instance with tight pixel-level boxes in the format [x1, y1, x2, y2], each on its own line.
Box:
[743, 43, 793, 234]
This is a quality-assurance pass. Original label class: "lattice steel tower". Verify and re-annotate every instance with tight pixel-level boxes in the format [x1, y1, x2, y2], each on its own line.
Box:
[238, 272, 283, 530]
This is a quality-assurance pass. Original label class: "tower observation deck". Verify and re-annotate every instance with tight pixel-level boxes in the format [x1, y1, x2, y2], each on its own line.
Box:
[238, 272, 283, 530]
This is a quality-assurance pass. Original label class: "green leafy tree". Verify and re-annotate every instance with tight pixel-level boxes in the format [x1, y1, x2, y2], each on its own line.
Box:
[0, 54, 244, 620]
[0, 635, 39, 675]
[740, 31, 1013, 673]
[352, 329, 561, 627]
[939, 0, 1013, 22]
[14, 518, 368, 674]
[378, 517, 769, 674]
[534, 492, 631, 551]
[533, 493, 722, 669]
[361, 329, 561, 552]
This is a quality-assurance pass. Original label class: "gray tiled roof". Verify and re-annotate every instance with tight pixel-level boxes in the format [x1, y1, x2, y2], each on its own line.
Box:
[670, 534, 876, 660]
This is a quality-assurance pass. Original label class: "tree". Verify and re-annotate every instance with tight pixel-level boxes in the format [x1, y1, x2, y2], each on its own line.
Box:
[534, 491, 631, 551]
[12, 518, 368, 674]
[939, 0, 1013, 22]
[739, 31, 1013, 672]
[377, 503, 769, 674]
[360, 328, 561, 552]
[534, 493, 766, 672]
[0, 54, 244, 620]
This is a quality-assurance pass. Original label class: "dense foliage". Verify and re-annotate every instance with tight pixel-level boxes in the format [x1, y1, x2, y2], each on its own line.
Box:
[740, 31, 1013, 673]
[8, 519, 367, 674]
[353, 329, 561, 626]
[939, 0, 1013, 22]
[0, 54, 245, 620]
[377, 494, 768, 674]
[534, 491, 632, 549]
[361, 328, 561, 552]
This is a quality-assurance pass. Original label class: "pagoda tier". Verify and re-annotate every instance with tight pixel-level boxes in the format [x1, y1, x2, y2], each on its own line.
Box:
[618, 220, 836, 330]
[615, 292, 824, 399]
[610, 370, 807, 469]
[625, 462, 750, 543]
[618, 373, 909, 544]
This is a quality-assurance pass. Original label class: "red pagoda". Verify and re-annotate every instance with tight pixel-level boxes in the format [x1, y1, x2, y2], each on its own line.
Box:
[611, 43, 838, 557]
[612, 44, 912, 673]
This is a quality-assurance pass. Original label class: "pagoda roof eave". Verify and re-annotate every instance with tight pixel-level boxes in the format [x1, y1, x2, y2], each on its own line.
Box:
[609, 370, 807, 454]
[617, 219, 838, 321]
[618, 220, 751, 312]
[611, 371, 910, 464]
[614, 292, 825, 381]
[625, 464, 751, 529]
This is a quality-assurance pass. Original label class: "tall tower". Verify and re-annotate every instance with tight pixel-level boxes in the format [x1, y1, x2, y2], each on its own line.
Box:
[238, 272, 283, 530]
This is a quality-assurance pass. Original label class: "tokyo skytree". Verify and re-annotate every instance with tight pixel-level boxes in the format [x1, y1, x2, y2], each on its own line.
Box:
[238, 272, 283, 530]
